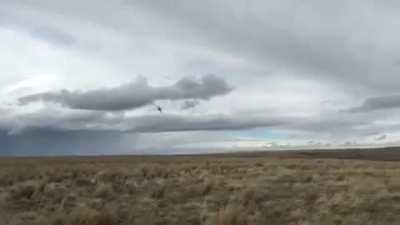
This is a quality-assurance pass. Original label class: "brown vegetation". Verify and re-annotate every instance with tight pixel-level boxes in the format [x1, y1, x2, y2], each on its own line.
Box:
[0, 153, 399, 225]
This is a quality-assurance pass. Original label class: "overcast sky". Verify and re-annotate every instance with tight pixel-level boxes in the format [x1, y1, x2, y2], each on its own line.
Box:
[1, 0, 400, 155]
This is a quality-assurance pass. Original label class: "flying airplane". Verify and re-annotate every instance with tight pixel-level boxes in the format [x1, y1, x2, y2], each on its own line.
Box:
[151, 102, 163, 113]
[157, 105, 162, 113]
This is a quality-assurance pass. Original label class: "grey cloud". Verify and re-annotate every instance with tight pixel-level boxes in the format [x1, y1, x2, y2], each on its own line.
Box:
[0, 106, 394, 155]
[0, 129, 138, 156]
[12, 107, 383, 139]
[5, 109, 121, 135]
[288, 110, 400, 140]
[0, 110, 290, 155]
[123, 114, 288, 133]
[0, 108, 139, 155]
[346, 95, 400, 113]
[0, 127, 241, 156]
[281, 112, 378, 139]
[29, 26, 77, 46]
[7, 0, 400, 91]
[292, 117, 367, 133]
[2, 0, 400, 154]
[128, 0, 400, 91]
[1, 105, 386, 139]
[18, 74, 233, 111]
[181, 100, 200, 110]
[5, 111, 289, 134]
[0, 103, 290, 136]
[0, 4, 78, 47]
[375, 134, 387, 141]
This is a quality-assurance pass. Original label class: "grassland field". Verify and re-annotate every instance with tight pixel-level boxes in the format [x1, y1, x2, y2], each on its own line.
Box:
[1, 148, 400, 225]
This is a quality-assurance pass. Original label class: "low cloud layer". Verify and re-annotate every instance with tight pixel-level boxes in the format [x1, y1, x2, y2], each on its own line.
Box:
[19, 74, 232, 111]
[3, 108, 288, 135]
[29, 26, 77, 47]
[124, 114, 288, 133]
[181, 100, 200, 110]
[346, 95, 400, 113]
[0, 109, 293, 155]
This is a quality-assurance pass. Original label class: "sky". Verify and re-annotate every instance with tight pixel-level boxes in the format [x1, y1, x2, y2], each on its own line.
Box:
[1, 0, 400, 155]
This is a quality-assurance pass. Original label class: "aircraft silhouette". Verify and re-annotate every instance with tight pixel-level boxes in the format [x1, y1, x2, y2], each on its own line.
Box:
[151, 103, 163, 113]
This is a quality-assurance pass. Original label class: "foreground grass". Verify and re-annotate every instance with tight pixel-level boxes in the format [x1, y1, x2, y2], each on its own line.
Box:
[0, 155, 400, 225]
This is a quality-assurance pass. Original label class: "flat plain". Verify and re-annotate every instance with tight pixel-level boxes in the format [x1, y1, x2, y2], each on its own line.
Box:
[1, 148, 400, 225]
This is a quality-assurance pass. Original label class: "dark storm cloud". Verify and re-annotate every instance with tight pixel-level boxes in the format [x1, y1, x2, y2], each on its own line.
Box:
[346, 95, 400, 113]
[5, 109, 122, 135]
[0, 111, 290, 155]
[0, 109, 136, 155]
[0, 107, 392, 155]
[18, 74, 233, 111]
[0, 129, 138, 156]
[29, 26, 77, 46]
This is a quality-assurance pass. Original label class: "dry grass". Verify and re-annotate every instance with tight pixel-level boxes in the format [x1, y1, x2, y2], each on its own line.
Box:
[0, 155, 400, 225]
[212, 205, 248, 225]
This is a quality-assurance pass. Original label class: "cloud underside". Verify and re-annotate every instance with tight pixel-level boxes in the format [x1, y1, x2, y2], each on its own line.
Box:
[347, 95, 400, 113]
[29, 26, 77, 46]
[0, 111, 289, 155]
[0, 107, 380, 155]
[18, 74, 232, 111]
[1, 106, 388, 139]
[0, 108, 395, 155]
[4, 110, 288, 135]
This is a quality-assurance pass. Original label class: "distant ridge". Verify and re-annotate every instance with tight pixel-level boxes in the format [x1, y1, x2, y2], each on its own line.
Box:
[2, 146, 400, 162]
